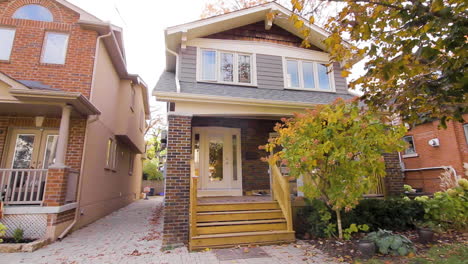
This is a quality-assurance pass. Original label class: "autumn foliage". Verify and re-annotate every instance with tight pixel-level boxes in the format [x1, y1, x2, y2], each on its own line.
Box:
[263, 99, 406, 238]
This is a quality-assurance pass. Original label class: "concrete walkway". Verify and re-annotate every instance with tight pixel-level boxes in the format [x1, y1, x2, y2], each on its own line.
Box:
[0, 197, 338, 264]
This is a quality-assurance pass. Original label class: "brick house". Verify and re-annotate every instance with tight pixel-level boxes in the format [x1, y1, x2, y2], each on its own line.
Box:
[153, 2, 404, 250]
[401, 114, 468, 193]
[0, 0, 150, 241]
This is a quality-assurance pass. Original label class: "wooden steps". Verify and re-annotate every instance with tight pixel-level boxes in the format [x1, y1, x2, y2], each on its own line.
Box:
[190, 201, 295, 250]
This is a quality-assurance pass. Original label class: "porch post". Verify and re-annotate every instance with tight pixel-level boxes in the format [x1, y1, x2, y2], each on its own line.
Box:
[52, 105, 72, 168]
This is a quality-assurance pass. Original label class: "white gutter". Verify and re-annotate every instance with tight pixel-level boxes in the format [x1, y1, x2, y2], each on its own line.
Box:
[58, 31, 112, 240]
[165, 47, 181, 93]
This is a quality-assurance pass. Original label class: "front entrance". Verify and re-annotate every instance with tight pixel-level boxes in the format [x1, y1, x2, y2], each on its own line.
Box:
[193, 127, 242, 196]
[4, 128, 59, 169]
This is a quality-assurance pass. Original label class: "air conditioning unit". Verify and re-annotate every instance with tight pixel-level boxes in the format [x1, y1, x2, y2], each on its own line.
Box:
[428, 138, 440, 147]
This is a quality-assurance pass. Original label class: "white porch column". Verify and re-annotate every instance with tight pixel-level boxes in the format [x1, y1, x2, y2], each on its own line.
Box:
[51, 105, 72, 168]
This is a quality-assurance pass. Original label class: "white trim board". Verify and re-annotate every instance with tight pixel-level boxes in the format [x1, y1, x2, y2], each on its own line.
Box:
[4, 202, 78, 215]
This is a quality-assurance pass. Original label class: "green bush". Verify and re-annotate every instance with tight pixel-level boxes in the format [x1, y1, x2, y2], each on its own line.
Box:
[13, 228, 24, 243]
[343, 198, 425, 231]
[142, 160, 163, 181]
[297, 199, 335, 238]
[415, 180, 467, 230]
[364, 229, 415, 256]
[0, 223, 6, 243]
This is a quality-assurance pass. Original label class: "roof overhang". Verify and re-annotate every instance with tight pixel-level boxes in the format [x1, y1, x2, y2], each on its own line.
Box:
[164, 2, 333, 71]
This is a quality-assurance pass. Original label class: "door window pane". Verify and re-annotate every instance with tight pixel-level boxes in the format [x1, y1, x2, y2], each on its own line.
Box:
[194, 134, 200, 177]
[202, 50, 216, 80]
[0, 28, 15, 61]
[13, 4, 53, 22]
[302, 62, 315, 89]
[287, 60, 299, 88]
[318, 63, 331, 90]
[238, 55, 251, 83]
[232, 135, 238, 181]
[43, 135, 58, 169]
[209, 137, 223, 182]
[42, 32, 69, 64]
[220, 53, 234, 82]
[12, 135, 35, 169]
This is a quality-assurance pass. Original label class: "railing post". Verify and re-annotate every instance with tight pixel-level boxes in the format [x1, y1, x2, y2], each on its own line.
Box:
[189, 160, 198, 247]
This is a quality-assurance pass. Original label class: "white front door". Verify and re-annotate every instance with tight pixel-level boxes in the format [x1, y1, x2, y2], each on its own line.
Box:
[193, 127, 242, 197]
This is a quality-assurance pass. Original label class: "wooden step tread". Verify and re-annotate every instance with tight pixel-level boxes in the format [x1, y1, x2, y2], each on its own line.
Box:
[197, 202, 280, 212]
[197, 219, 286, 227]
[198, 201, 278, 206]
[192, 230, 294, 239]
[197, 209, 282, 215]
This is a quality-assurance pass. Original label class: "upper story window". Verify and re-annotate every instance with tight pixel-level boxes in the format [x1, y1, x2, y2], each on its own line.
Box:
[0, 28, 16, 61]
[13, 4, 53, 22]
[41, 32, 69, 64]
[285, 59, 334, 91]
[464, 124, 468, 144]
[198, 48, 256, 86]
[403, 136, 416, 156]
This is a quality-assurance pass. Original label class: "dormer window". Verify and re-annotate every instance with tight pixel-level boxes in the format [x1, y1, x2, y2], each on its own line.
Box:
[198, 48, 256, 86]
[13, 5, 54, 22]
[284, 58, 335, 92]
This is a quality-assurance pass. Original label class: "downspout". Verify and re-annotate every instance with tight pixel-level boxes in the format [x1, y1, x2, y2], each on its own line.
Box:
[58, 31, 112, 240]
[165, 47, 181, 93]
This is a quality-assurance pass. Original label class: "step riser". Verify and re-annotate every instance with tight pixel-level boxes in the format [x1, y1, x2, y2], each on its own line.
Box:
[197, 212, 284, 222]
[191, 232, 295, 248]
[197, 203, 280, 212]
[197, 223, 287, 235]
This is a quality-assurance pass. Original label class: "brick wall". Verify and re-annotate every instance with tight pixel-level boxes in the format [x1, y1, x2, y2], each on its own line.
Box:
[383, 153, 404, 196]
[192, 117, 278, 192]
[47, 208, 76, 226]
[163, 115, 192, 247]
[43, 167, 69, 206]
[0, 0, 97, 98]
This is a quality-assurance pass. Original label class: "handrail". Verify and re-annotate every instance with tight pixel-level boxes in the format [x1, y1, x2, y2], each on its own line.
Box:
[271, 164, 293, 231]
[189, 160, 198, 240]
[0, 169, 48, 205]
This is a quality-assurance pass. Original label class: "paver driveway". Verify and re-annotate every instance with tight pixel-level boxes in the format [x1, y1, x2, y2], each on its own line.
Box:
[0, 197, 339, 264]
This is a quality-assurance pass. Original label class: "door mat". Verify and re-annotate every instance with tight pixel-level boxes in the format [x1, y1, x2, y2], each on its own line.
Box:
[214, 247, 270, 261]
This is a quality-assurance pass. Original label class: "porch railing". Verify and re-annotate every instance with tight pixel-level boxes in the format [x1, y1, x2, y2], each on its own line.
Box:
[189, 160, 198, 239]
[271, 164, 293, 231]
[0, 169, 48, 205]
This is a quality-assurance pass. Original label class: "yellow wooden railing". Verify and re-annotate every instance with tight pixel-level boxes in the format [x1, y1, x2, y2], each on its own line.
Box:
[189, 160, 198, 240]
[271, 164, 293, 231]
[366, 174, 386, 196]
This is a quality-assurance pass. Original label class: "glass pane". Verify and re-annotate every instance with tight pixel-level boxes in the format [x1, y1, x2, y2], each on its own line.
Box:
[0, 28, 15, 61]
[13, 4, 54, 22]
[194, 134, 200, 177]
[12, 135, 35, 169]
[403, 136, 416, 154]
[287, 60, 299, 88]
[318, 63, 331, 90]
[106, 139, 112, 167]
[202, 50, 216, 80]
[43, 135, 58, 169]
[464, 124, 468, 144]
[238, 55, 251, 83]
[302, 62, 315, 89]
[209, 136, 223, 182]
[232, 135, 238, 181]
[42, 32, 69, 64]
[220, 53, 234, 82]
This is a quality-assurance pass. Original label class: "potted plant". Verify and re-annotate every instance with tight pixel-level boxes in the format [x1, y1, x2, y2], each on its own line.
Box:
[357, 239, 376, 258]
[415, 221, 436, 244]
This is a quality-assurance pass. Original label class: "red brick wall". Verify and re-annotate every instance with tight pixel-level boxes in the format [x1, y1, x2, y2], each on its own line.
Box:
[403, 115, 468, 193]
[0, 0, 98, 98]
[47, 208, 76, 226]
[163, 115, 192, 246]
[43, 167, 69, 206]
[383, 153, 404, 196]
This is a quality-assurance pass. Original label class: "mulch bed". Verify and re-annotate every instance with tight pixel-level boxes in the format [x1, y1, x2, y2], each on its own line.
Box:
[1, 238, 35, 244]
[301, 230, 467, 263]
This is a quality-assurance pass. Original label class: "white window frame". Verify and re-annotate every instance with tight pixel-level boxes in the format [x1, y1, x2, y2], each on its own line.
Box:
[402, 135, 418, 158]
[41, 31, 70, 65]
[196, 47, 257, 87]
[0, 27, 16, 61]
[463, 124, 468, 144]
[283, 57, 336, 92]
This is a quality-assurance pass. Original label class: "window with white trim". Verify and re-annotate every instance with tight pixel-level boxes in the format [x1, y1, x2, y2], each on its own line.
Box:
[106, 138, 118, 170]
[41, 32, 69, 64]
[199, 49, 255, 85]
[0, 28, 16, 61]
[285, 59, 334, 91]
[403, 136, 416, 155]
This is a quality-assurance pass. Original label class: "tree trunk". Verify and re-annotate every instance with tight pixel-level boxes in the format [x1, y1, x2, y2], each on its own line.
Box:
[336, 209, 343, 239]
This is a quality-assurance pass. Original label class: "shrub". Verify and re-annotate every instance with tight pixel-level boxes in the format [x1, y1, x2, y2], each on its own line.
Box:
[343, 198, 425, 231]
[142, 160, 163, 181]
[297, 199, 335, 238]
[0, 223, 6, 243]
[415, 179, 467, 230]
[13, 228, 24, 243]
[364, 229, 415, 256]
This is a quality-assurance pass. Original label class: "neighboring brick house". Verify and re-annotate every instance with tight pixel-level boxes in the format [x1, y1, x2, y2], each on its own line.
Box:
[153, 2, 404, 249]
[401, 114, 468, 193]
[0, 0, 150, 241]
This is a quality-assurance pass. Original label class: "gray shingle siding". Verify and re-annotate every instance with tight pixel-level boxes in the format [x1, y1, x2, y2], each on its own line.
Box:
[179, 46, 197, 82]
[256, 54, 284, 90]
[333, 62, 349, 94]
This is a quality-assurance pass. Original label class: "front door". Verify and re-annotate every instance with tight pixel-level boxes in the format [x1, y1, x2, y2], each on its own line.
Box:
[4, 129, 59, 169]
[193, 127, 242, 197]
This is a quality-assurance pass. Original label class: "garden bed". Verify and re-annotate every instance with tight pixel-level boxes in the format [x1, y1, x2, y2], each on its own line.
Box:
[0, 238, 50, 253]
[302, 230, 467, 263]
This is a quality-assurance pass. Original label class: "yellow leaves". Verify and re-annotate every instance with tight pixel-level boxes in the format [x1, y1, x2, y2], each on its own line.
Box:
[341, 70, 351, 78]
[291, 0, 303, 11]
[309, 16, 315, 24]
[431, 0, 444, 12]
[294, 20, 304, 29]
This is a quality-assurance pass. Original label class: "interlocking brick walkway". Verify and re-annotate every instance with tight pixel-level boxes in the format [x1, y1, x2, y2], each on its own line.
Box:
[0, 197, 338, 264]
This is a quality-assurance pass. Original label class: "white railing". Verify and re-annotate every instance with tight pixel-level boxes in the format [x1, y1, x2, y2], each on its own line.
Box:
[0, 169, 48, 205]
